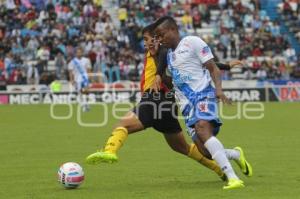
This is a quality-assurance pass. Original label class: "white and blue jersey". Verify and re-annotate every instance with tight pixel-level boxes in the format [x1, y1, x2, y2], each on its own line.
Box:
[167, 36, 222, 134]
[68, 57, 91, 91]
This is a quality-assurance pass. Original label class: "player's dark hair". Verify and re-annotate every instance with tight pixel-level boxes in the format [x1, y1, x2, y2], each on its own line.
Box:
[153, 16, 178, 30]
[142, 23, 155, 36]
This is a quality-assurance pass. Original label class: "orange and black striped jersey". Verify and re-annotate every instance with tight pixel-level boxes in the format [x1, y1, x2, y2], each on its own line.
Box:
[140, 51, 169, 93]
[140, 52, 156, 92]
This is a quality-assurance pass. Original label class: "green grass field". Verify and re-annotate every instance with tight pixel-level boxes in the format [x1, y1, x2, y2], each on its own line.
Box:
[1, 102, 300, 199]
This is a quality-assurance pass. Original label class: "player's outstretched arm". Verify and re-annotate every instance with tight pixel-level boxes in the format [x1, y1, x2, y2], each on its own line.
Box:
[216, 62, 231, 70]
[216, 60, 243, 70]
[204, 59, 231, 104]
[228, 60, 243, 68]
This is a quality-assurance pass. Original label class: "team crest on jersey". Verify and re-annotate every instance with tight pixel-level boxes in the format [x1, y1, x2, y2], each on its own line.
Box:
[198, 101, 208, 112]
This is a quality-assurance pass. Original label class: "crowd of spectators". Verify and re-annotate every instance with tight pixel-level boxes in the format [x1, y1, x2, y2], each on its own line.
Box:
[0, 0, 299, 87]
[278, 0, 300, 78]
[0, 0, 145, 85]
[280, 0, 300, 38]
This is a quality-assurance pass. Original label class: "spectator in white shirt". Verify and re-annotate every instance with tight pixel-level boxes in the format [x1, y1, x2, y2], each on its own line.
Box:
[256, 68, 267, 81]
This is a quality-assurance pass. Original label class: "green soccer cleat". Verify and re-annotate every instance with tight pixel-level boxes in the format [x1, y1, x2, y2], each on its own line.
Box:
[223, 178, 245, 190]
[234, 146, 253, 177]
[86, 151, 118, 165]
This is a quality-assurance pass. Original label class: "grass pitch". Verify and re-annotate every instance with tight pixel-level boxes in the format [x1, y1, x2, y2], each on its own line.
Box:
[0, 102, 300, 199]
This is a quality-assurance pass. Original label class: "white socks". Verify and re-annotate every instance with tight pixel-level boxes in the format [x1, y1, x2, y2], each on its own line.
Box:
[204, 136, 239, 180]
[80, 94, 90, 112]
[225, 149, 240, 160]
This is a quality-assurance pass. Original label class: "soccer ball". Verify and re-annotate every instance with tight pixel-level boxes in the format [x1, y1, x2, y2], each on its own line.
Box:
[58, 162, 84, 189]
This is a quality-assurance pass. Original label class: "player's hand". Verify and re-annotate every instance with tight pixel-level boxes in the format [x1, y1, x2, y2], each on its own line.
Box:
[150, 75, 162, 93]
[229, 60, 243, 68]
[216, 89, 232, 105]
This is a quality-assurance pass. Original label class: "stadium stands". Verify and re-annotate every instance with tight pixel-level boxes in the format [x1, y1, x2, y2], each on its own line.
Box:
[0, 0, 299, 86]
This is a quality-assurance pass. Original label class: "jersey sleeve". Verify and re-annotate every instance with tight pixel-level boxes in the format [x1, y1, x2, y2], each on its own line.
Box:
[189, 36, 214, 64]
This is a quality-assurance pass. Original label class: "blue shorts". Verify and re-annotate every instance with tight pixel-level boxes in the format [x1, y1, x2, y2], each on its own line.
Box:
[76, 80, 89, 92]
[182, 85, 222, 137]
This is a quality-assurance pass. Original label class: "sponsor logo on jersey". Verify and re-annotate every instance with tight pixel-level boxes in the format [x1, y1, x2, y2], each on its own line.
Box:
[177, 49, 189, 54]
[171, 67, 192, 86]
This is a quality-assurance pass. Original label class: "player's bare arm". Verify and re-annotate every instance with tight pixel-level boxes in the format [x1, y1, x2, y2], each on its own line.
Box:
[204, 59, 231, 105]
[215, 60, 243, 70]
[229, 60, 243, 68]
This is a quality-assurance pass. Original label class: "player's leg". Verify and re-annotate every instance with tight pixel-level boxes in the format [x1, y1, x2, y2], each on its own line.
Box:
[80, 91, 90, 112]
[86, 111, 145, 164]
[79, 80, 90, 112]
[194, 120, 244, 189]
[163, 132, 226, 180]
[103, 111, 145, 153]
[188, 127, 211, 158]
[153, 97, 226, 180]
[75, 81, 86, 112]
[188, 116, 252, 177]
[163, 131, 189, 154]
[86, 98, 155, 164]
[190, 123, 252, 177]
[186, 127, 248, 180]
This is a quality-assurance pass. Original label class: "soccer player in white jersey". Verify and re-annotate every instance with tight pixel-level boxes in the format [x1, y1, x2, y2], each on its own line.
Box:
[68, 47, 92, 112]
[154, 16, 252, 190]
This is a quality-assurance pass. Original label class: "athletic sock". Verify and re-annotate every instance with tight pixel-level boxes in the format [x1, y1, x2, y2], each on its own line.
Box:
[188, 143, 224, 177]
[204, 137, 239, 180]
[225, 149, 240, 160]
[104, 127, 128, 154]
[79, 94, 89, 111]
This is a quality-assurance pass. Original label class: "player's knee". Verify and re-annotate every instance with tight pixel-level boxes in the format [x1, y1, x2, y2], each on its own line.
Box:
[195, 120, 207, 133]
[194, 121, 211, 141]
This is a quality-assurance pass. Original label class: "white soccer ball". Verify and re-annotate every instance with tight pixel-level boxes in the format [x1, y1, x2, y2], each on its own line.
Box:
[58, 162, 84, 189]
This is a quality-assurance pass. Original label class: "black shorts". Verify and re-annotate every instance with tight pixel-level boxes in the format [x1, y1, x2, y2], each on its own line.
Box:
[132, 90, 182, 134]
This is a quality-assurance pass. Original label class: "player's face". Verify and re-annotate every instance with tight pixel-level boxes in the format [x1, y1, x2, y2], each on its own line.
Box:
[143, 32, 158, 55]
[155, 25, 173, 49]
[76, 49, 83, 58]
